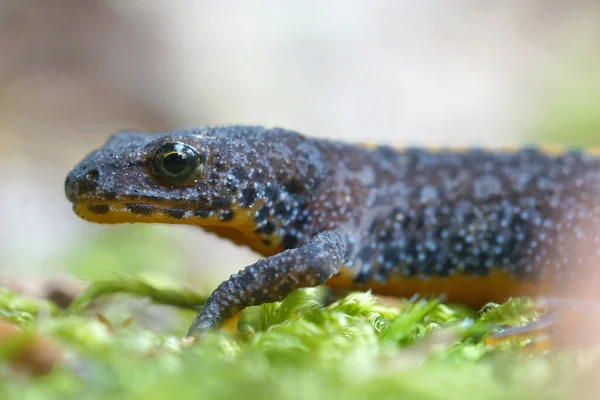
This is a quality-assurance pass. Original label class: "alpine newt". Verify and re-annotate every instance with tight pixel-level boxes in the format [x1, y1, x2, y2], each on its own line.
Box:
[64, 126, 600, 336]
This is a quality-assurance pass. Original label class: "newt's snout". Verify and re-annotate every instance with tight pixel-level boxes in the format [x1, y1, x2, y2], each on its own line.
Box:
[65, 167, 102, 204]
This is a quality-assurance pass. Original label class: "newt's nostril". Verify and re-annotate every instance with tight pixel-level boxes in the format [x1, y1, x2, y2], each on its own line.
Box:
[78, 168, 101, 194]
[85, 169, 100, 181]
[65, 168, 102, 203]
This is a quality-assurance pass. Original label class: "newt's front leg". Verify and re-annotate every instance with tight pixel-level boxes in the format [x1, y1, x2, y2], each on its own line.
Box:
[187, 231, 352, 336]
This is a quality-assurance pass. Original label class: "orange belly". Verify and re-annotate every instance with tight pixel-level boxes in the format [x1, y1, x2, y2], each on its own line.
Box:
[326, 267, 554, 307]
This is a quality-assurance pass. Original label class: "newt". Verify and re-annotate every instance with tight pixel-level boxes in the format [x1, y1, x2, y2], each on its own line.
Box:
[64, 126, 600, 337]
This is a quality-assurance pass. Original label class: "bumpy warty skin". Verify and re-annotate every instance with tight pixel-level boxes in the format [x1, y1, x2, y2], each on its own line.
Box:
[308, 144, 600, 288]
[65, 125, 600, 333]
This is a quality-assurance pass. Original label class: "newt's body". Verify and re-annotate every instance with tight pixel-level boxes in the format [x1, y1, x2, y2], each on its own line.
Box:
[65, 126, 600, 336]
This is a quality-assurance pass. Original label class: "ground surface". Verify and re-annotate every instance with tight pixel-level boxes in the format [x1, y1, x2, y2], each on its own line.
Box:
[1, 275, 599, 400]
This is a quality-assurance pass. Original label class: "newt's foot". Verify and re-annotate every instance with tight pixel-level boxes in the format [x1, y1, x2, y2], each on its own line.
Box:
[485, 313, 557, 351]
[186, 311, 243, 339]
[487, 297, 600, 349]
[187, 231, 349, 338]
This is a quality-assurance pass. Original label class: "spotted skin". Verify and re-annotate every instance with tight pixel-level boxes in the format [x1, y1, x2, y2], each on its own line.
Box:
[64, 126, 600, 336]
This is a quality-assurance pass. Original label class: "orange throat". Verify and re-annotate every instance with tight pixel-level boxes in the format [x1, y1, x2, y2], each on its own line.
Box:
[72, 202, 281, 256]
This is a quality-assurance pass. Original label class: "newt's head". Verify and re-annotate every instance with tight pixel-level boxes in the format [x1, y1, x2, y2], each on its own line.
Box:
[65, 126, 324, 252]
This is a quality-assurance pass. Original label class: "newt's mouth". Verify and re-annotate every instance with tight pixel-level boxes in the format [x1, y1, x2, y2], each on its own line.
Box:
[72, 202, 249, 226]
[73, 202, 196, 224]
[72, 201, 280, 255]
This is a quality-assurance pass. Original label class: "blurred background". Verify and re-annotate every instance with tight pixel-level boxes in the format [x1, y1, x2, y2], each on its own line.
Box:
[1, 0, 599, 321]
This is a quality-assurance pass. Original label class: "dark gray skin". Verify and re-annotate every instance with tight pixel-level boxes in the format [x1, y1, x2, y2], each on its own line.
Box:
[65, 125, 600, 337]
[65, 126, 355, 336]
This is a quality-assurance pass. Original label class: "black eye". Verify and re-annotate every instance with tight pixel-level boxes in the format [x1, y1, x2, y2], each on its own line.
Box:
[152, 142, 202, 185]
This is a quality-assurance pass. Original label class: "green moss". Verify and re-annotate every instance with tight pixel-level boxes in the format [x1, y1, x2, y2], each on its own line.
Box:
[0, 280, 594, 400]
[69, 275, 206, 314]
[0, 288, 60, 328]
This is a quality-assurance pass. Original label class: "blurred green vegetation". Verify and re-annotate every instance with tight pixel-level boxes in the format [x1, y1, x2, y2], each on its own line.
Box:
[56, 226, 190, 283]
[1, 285, 592, 400]
[532, 52, 600, 147]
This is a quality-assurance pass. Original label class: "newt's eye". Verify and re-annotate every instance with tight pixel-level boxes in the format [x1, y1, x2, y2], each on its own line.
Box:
[152, 142, 202, 186]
